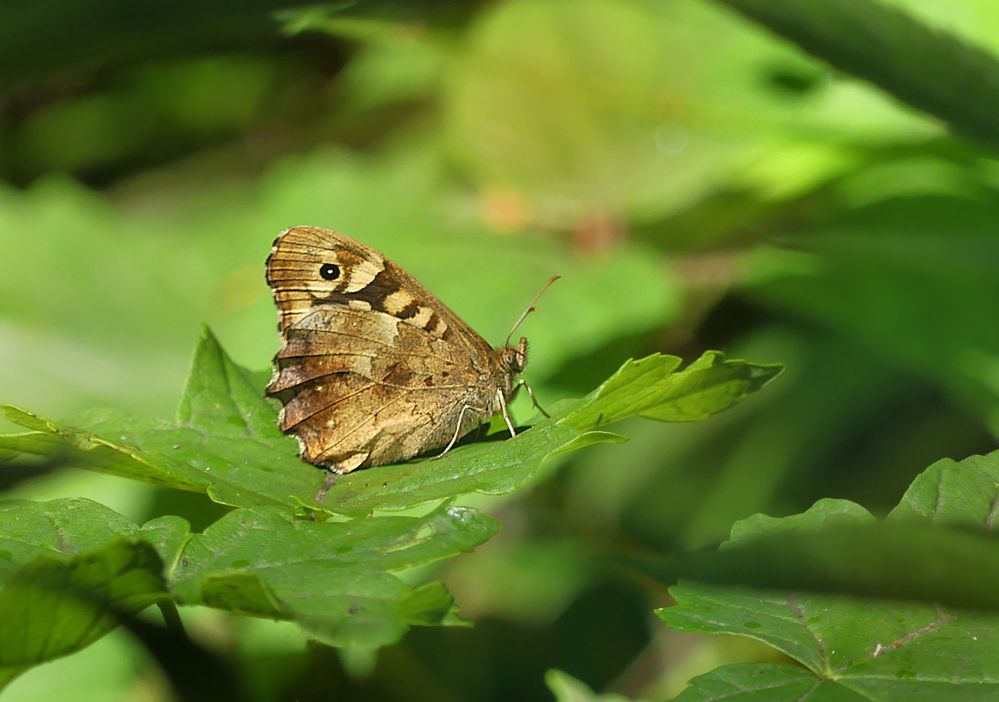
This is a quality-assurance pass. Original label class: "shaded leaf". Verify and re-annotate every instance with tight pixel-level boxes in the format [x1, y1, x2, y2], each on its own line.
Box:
[638, 497, 999, 611]
[0, 499, 168, 688]
[745, 195, 999, 418]
[161, 503, 498, 648]
[0, 495, 500, 671]
[714, 0, 999, 145]
[657, 451, 999, 701]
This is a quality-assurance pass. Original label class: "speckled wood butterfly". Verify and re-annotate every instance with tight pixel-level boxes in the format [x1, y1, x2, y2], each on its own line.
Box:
[265, 226, 557, 498]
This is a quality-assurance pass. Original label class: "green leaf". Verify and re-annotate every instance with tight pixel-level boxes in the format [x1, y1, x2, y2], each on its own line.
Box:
[889, 452, 999, 526]
[714, 0, 999, 146]
[546, 669, 640, 702]
[635, 494, 999, 612]
[0, 499, 168, 689]
[0, 328, 318, 508]
[175, 326, 279, 439]
[0, 541, 166, 690]
[0, 497, 144, 576]
[561, 351, 782, 429]
[160, 503, 498, 648]
[0, 329, 779, 517]
[657, 451, 999, 700]
[0, 495, 500, 668]
[670, 663, 868, 702]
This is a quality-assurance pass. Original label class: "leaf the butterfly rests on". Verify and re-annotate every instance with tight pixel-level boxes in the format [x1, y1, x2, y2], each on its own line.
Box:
[265, 226, 553, 490]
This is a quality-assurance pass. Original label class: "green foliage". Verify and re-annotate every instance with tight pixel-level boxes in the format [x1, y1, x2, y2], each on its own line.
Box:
[0, 500, 167, 687]
[546, 670, 640, 702]
[715, 0, 999, 145]
[746, 194, 999, 420]
[155, 503, 496, 647]
[0, 144, 679, 427]
[672, 664, 867, 702]
[563, 351, 780, 429]
[657, 451, 999, 701]
[0, 328, 776, 685]
[0, 496, 498, 687]
[0, 328, 779, 517]
[6, 0, 999, 698]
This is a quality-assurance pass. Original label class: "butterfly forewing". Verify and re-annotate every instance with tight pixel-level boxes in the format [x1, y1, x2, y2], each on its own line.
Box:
[265, 226, 508, 472]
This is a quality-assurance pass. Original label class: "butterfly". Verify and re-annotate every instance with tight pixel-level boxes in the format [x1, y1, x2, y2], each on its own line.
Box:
[265, 226, 557, 498]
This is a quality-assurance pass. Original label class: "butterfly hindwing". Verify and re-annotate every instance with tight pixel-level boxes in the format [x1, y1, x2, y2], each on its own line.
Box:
[265, 226, 506, 472]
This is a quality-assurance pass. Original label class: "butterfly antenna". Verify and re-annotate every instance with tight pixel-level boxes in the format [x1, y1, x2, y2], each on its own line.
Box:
[504, 275, 561, 346]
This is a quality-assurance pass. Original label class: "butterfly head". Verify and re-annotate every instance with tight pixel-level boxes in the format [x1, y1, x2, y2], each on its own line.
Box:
[500, 336, 529, 376]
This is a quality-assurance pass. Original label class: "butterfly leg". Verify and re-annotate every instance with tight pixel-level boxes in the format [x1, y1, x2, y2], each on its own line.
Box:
[511, 379, 550, 418]
[314, 452, 368, 501]
[496, 388, 518, 438]
[433, 403, 485, 460]
[316, 470, 338, 502]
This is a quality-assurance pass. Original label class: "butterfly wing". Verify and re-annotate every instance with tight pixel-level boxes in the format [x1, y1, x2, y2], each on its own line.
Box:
[265, 226, 501, 471]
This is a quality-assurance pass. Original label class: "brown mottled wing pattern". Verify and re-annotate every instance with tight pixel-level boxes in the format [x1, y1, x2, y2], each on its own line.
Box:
[265, 226, 503, 472]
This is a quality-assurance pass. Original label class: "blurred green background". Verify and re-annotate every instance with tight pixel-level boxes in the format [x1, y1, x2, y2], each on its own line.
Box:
[2, 0, 998, 699]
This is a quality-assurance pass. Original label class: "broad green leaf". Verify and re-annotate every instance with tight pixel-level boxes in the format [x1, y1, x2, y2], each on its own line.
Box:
[670, 663, 867, 702]
[0, 496, 500, 669]
[0, 499, 168, 689]
[0, 542, 166, 690]
[0, 328, 315, 508]
[0, 498, 143, 578]
[889, 452, 999, 526]
[0, 328, 779, 517]
[658, 452, 999, 701]
[714, 0, 999, 146]
[562, 351, 781, 429]
[664, 578, 999, 700]
[636, 493, 999, 611]
[157, 503, 498, 648]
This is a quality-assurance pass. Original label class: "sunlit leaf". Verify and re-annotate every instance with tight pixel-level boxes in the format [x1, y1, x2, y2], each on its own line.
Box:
[0, 329, 779, 517]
